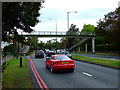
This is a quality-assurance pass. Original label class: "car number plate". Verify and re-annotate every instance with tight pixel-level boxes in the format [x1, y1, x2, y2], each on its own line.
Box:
[62, 62, 69, 64]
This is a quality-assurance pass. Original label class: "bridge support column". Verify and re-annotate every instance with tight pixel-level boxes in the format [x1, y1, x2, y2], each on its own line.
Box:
[92, 38, 95, 54]
[78, 47, 80, 52]
[85, 43, 87, 52]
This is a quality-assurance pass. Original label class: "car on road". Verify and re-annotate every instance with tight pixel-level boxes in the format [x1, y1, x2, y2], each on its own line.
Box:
[61, 51, 72, 59]
[44, 49, 50, 54]
[45, 55, 75, 72]
[35, 50, 44, 58]
[47, 50, 55, 57]
[56, 50, 61, 54]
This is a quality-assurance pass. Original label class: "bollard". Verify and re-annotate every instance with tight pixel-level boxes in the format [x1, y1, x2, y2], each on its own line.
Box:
[20, 57, 22, 67]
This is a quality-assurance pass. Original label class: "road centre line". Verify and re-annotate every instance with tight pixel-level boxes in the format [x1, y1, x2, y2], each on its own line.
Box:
[30, 59, 44, 89]
[30, 59, 49, 90]
[82, 72, 92, 77]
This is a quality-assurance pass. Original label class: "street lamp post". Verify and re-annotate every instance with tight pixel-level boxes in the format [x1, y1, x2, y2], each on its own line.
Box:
[67, 11, 77, 31]
[55, 19, 57, 51]
[49, 19, 57, 51]
[66, 11, 77, 50]
[67, 12, 69, 31]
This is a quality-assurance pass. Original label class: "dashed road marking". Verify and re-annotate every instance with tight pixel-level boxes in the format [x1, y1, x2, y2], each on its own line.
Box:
[82, 72, 92, 77]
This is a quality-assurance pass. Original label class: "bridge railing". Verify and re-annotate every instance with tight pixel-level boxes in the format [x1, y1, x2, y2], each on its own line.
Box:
[19, 31, 96, 35]
[20, 31, 66, 35]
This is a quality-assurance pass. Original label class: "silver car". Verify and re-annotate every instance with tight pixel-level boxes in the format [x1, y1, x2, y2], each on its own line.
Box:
[61, 51, 72, 59]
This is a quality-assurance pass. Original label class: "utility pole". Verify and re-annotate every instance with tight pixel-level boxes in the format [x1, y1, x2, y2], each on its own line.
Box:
[118, 1, 120, 7]
[49, 18, 57, 51]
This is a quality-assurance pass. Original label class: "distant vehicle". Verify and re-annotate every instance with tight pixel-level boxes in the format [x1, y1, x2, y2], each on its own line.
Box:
[45, 55, 75, 72]
[44, 49, 50, 54]
[35, 50, 44, 58]
[56, 50, 61, 54]
[61, 51, 72, 59]
[47, 50, 55, 57]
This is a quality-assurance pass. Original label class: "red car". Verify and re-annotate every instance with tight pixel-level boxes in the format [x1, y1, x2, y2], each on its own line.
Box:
[45, 55, 75, 72]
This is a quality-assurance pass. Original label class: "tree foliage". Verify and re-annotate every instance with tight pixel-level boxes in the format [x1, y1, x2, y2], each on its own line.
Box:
[66, 24, 80, 49]
[81, 24, 95, 35]
[26, 37, 38, 50]
[81, 24, 95, 32]
[2, 2, 43, 41]
[38, 41, 45, 49]
[60, 37, 67, 49]
[95, 7, 120, 52]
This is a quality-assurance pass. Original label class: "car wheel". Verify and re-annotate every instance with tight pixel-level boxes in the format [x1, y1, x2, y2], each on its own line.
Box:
[50, 65, 54, 73]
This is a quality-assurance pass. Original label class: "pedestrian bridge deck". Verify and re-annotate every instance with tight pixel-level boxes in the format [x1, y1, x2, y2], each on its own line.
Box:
[18, 31, 97, 38]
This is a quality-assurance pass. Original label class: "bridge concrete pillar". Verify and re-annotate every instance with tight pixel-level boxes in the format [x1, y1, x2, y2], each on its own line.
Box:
[78, 47, 80, 52]
[92, 38, 95, 54]
[85, 43, 88, 52]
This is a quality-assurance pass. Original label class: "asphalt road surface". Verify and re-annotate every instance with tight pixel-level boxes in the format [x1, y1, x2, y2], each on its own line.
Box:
[28, 54, 119, 89]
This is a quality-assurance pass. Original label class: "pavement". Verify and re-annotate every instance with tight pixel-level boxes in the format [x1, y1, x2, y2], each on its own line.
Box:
[72, 53, 120, 60]
[28, 53, 119, 88]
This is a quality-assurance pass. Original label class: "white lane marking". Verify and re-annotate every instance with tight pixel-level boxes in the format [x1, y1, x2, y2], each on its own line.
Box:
[82, 72, 92, 77]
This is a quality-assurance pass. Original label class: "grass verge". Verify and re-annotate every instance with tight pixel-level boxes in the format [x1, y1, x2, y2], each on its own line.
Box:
[71, 52, 120, 56]
[27, 51, 35, 56]
[72, 54, 120, 69]
[2, 58, 32, 88]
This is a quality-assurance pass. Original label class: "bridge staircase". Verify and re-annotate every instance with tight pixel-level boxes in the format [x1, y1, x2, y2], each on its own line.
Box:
[69, 37, 91, 51]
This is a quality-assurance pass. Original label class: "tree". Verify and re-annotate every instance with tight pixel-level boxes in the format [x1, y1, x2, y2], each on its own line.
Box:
[66, 24, 80, 49]
[95, 7, 120, 52]
[2, 2, 43, 41]
[60, 37, 67, 49]
[26, 37, 38, 50]
[81, 24, 95, 35]
[38, 41, 45, 49]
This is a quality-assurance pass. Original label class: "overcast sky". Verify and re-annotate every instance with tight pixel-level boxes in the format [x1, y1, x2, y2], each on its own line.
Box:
[32, 0, 119, 43]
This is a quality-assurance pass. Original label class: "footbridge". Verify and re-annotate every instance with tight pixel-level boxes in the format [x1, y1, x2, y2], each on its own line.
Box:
[18, 31, 97, 38]
[69, 37, 92, 51]
[18, 31, 97, 53]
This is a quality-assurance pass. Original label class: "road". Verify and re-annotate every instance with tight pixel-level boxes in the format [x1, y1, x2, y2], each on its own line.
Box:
[28, 54, 119, 88]
[72, 53, 120, 60]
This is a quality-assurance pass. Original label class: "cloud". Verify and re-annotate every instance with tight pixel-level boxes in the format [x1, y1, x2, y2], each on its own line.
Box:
[35, 0, 119, 42]
[35, 8, 110, 32]
[44, 0, 119, 11]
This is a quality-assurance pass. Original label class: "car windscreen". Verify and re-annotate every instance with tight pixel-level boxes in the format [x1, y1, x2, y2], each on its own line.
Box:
[49, 51, 55, 53]
[36, 51, 43, 53]
[55, 56, 71, 60]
